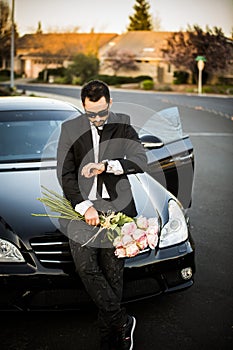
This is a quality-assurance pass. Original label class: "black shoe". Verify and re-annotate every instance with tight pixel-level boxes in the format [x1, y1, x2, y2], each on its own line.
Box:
[116, 315, 136, 350]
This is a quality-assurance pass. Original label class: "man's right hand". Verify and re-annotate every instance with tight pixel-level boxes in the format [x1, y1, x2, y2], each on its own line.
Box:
[81, 162, 105, 178]
[84, 206, 100, 226]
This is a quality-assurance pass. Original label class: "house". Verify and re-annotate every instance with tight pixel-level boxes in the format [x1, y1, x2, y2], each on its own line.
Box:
[15, 33, 118, 78]
[99, 31, 175, 83]
[15, 31, 175, 83]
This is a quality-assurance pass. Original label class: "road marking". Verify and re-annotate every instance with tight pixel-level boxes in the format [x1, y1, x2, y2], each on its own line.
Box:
[188, 132, 233, 136]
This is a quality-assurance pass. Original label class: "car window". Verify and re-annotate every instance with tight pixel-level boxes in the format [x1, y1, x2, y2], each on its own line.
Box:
[139, 107, 183, 144]
[112, 103, 184, 144]
[0, 110, 79, 162]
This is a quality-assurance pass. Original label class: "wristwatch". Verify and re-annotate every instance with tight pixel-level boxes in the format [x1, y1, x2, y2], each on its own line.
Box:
[101, 160, 108, 172]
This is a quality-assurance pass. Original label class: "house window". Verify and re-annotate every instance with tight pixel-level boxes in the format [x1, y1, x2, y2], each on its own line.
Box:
[168, 64, 171, 73]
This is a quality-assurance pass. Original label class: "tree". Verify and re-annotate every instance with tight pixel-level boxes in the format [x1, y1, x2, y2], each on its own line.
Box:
[36, 21, 43, 34]
[67, 53, 99, 84]
[127, 0, 153, 31]
[104, 48, 139, 75]
[0, 0, 10, 68]
[162, 25, 233, 83]
[0, 0, 18, 69]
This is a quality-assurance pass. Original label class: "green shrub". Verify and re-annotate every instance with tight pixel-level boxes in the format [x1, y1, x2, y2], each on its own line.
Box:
[72, 76, 82, 85]
[0, 69, 20, 82]
[0, 69, 11, 77]
[87, 74, 153, 85]
[38, 67, 66, 82]
[218, 76, 233, 85]
[53, 76, 70, 84]
[173, 71, 189, 84]
[141, 79, 154, 90]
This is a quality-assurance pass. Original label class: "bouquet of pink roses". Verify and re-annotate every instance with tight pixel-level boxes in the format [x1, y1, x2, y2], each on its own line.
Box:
[113, 216, 159, 258]
[32, 186, 159, 258]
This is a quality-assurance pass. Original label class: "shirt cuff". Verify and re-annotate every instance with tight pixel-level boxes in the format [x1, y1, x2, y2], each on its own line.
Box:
[105, 160, 124, 175]
[75, 200, 93, 216]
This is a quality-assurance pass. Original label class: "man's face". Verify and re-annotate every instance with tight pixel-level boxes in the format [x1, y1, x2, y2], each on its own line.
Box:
[83, 96, 112, 128]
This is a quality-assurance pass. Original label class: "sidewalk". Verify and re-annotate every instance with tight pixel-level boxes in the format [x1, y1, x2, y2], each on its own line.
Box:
[26, 89, 83, 109]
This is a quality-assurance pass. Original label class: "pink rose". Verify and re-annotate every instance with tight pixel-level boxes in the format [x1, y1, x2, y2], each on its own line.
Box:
[132, 229, 148, 250]
[121, 222, 137, 235]
[146, 225, 159, 236]
[136, 234, 148, 250]
[148, 217, 159, 227]
[115, 246, 126, 258]
[113, 236, 123, 248]
[125, 242, 140, 257]
[147, 233, 158, 249]
[136, 216, 148, 229]
[122, 234, 133, 245]
[132, 228, 145, 240]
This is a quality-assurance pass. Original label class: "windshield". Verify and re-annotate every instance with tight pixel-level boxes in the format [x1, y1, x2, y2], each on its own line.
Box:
[0, 104, 184, 163]
[0, 110, 78, 163]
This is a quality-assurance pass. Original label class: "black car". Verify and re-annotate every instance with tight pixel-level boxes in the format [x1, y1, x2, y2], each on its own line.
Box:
[0, 96, 195, 310]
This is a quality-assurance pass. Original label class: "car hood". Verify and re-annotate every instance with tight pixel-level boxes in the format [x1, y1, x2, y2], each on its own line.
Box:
[0, 162, 59, 246]
[0, 161, 172, 248]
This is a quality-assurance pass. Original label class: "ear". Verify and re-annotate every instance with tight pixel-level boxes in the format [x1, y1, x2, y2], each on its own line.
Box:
[109, 98, 113, 107]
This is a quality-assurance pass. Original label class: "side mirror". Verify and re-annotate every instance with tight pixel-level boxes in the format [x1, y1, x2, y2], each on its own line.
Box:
[140, 135, 164, 149]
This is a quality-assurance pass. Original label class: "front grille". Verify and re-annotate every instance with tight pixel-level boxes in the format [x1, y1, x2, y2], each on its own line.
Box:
[30, 234, 74, 269]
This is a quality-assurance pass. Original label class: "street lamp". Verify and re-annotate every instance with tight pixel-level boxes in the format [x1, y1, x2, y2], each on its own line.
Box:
[195, 56, 206, 95]
[10, 0, 15, 90]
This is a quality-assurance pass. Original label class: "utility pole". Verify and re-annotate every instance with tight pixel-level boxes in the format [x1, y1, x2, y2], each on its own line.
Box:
[10, 0, 15, 90]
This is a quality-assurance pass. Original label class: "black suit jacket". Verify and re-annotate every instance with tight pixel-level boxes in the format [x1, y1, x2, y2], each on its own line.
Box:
[57, 111, 147, 217]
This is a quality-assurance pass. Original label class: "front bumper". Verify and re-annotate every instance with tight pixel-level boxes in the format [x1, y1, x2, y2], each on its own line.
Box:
[0, 240, 195, 310]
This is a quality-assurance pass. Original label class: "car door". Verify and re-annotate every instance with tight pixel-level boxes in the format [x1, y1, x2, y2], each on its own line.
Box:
[139, 106, 194, 209]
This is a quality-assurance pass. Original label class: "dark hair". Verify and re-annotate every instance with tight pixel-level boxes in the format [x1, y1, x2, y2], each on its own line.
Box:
[81, 80, 110, 105]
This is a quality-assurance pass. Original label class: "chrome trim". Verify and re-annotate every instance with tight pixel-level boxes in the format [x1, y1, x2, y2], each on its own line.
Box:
[34, 251, 64, 254]
[39, 259, 72, 264]
[142, 142, 164, 149]
[0, 160, 56, 170]
[174, 152, 194, 162]
[31, 242, 64, 246]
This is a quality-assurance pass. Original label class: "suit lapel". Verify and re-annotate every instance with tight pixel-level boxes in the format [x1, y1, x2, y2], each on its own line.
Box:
[78, 116, 95, 162]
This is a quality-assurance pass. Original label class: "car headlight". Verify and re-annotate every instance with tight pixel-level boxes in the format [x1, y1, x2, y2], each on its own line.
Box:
[0, 239, 25, 262]
[159, 200, 188, 248]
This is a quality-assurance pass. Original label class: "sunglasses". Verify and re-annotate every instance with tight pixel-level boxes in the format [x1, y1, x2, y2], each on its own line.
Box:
[85, 105, 109, 119]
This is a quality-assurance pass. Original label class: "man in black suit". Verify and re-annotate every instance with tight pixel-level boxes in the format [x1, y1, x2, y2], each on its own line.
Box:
[57, 80, 147, 350]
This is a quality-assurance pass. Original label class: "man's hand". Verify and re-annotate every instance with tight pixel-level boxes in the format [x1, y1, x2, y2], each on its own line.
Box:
[84, 206, 100, 226]
[81, 162, 105, 178]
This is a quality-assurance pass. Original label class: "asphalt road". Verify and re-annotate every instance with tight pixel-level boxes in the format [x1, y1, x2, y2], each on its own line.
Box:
[1, 83, 233, 350]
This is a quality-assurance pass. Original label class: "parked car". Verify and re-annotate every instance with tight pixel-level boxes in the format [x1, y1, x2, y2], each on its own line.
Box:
[0, 96, 195, 310]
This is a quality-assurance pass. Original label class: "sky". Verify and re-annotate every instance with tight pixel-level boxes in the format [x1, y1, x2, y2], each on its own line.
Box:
[7, 0, 233, 37]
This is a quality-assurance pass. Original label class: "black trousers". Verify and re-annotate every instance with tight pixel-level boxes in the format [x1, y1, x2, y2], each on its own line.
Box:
[69, 240, 127, 336]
